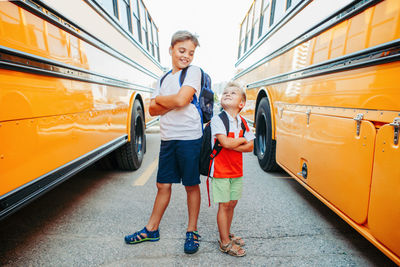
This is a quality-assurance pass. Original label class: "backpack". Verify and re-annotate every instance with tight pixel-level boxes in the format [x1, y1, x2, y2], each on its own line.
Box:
[199, 111, 249, 206]
[160, 66, 214, 123]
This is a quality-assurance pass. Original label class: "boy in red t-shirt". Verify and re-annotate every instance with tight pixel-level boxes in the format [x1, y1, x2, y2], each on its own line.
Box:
[210, 81, 255, 257]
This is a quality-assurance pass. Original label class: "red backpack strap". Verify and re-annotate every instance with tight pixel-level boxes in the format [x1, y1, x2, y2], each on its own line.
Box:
[239, 115, 250, 133]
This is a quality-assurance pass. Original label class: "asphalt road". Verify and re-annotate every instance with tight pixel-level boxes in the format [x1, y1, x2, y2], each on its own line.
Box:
[0, 128, 397, 266]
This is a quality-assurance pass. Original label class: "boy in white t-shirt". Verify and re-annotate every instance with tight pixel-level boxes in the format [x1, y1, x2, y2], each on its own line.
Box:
[210, 81, 255, 257]
[124, 31, 203, 254]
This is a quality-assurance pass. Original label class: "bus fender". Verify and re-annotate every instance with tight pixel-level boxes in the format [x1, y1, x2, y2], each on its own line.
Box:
[127, 92, 145, 143]
[255, 87, 276, 140]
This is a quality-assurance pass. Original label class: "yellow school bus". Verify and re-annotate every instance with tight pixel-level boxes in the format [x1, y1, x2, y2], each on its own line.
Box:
[234, 0, 400, 264]
[0, 0, 163, 219]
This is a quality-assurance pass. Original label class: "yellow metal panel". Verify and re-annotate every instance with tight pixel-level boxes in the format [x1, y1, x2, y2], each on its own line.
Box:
[276, 110, 305, 173]
[368, 123, 400, 258]
[304, 114, 375, 224]
[276, 109, 376, 224]
[0, 110, 125, 196]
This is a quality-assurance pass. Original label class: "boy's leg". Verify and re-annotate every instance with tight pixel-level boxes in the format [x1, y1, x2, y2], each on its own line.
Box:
[185, 184, 201, 232]
[227, 200, 238, 232]
[217, 202, 232, 244]
[146, 182, 172, 231]
[177, 138, 202, 232]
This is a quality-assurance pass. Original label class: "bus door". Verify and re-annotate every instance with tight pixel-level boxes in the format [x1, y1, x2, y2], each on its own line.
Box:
[368, 119, 400, 257]
[276, 106, 376, 224]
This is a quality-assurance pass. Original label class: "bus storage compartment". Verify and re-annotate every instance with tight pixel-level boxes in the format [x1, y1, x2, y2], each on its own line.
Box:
[275, 109, 306, 176]
[368, 120, 400, 258]
[277, 108, 376, 224]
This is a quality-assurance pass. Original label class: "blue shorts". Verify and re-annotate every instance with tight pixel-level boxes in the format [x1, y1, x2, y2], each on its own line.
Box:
[157, 138, 202, 186]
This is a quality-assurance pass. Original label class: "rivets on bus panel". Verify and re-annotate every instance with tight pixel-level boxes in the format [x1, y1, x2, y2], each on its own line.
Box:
[0, 155, 4, 159]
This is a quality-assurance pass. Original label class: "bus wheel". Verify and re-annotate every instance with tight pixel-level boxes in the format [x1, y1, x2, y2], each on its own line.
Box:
[115, 99, 145, 170]
[255, 98, 279, 172]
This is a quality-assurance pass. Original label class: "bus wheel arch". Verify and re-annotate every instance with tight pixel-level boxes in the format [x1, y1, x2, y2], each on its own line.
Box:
[114, 94, 146, 170]
[255, 96, 280, 172]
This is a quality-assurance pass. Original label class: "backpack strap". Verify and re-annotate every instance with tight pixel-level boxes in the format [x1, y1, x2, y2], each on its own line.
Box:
[159, 66, 189, 87]
[219, 111, 230, 135]
[159, 70, 172, 87]
[239, 115, 249, 134]
[179, 66, 189, 87]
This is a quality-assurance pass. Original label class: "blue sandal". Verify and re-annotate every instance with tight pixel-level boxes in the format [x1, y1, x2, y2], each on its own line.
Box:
[184, 231, 201, 254]
[124, 227, 160, 244]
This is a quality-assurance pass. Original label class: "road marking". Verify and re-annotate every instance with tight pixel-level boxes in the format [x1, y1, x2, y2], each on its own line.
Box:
[133, 158, 158, 186]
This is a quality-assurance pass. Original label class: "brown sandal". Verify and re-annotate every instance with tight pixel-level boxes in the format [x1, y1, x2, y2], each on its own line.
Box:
[229, 233, 245, 247]
[219, 240, 246, 257]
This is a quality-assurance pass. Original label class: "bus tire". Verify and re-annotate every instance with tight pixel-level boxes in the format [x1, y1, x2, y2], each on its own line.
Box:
[95, 153, 118, 170]
[255, 98, 280, 172]
[115, 99, 145, 170]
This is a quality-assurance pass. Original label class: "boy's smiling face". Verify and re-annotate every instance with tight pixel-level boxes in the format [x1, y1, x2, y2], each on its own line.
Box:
[170, 40, 196, 71]
[221, 86, 245, 112]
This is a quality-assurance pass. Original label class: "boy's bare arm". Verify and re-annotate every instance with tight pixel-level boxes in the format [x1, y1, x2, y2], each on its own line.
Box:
[233, 140, 254, 152]
[149, 99, 171, 116]
[155, 86, 196, 109]
[216, 134, 247, 150]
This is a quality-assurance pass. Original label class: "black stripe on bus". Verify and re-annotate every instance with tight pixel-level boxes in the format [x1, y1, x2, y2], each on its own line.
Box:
[235, 0, 383, 79]
[247, 40, 400, 89]
[12, 0, 161, 79]
[0, 46, 153, 93]
[0, 135, 128, 220]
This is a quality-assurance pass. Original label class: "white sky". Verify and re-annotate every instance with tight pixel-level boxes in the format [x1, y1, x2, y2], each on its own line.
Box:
[143, 0, 253, 84]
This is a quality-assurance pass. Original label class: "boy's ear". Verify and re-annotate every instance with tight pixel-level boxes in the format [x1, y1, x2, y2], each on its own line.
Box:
[169, 47, 172, 55]
[239, 100, 245, 110]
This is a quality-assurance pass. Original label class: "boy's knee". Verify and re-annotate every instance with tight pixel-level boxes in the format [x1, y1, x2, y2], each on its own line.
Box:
[229, 200, 238, 208]
[219, 202, 231, 210]
[156, 182, 172, 192]
[184, 184, 200, 193]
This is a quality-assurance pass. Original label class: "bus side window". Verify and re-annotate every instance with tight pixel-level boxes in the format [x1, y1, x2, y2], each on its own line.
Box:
[259, 0, 271, 38]
[269, 0, 285, 27]
[98, 0, 118, 18]
[132, 0, 141, 43]
[118, 0, 132, 33]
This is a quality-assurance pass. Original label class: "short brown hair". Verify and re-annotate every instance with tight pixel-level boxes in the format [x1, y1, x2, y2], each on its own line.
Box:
[171, 30, 200, 47]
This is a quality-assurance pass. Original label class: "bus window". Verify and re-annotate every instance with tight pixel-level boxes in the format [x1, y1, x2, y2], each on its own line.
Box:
[148, 16, 154, 56]
[243, 16, 249, 53]
[98, 0, 118, 18]
[259, 0, 271, 37]
[139, 1, 149, 50]
[152, 22, 160, 60]
[118, 0, 132, 33]
[287, 0, 302, 10]
[131, 0, 141, 42]
[238, 18, 245, 58]
[252, 0, 262, 43]
[270, 0, 286, 26]
[247, 5, 255, 47]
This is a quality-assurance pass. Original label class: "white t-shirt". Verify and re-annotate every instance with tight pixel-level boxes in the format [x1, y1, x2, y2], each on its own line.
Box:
[152, 65, 202, 141]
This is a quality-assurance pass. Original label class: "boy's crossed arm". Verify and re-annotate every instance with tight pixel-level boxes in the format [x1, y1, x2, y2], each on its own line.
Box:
[233, 140, 254, 153]
[216, 134, 247, 150]
[216, 134, 254, 153]
[155, 86, 196, 109]
[149, 86, 195, 116]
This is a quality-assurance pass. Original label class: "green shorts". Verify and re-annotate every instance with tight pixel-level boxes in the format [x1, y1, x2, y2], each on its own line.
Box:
[211, 177, 243, 203]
